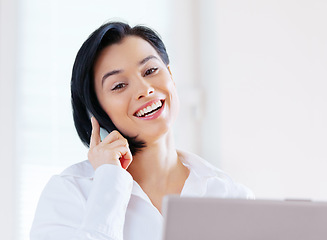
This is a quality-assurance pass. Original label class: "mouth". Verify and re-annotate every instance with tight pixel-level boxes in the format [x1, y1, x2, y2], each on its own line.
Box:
[134, 99, 165, 118]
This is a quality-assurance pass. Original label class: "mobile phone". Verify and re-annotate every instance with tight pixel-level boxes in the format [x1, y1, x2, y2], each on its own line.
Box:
[100, 127, 109, 141]
[88, 110, 110, 141]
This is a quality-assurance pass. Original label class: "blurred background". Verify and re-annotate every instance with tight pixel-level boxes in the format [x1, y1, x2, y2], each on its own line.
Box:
[1, 0, 326, 239]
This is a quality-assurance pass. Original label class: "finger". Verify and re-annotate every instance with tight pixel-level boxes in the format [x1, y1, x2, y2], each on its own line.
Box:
[117, 146, 133, 170]
[90, 117, 101, 148]
[104, 139, 129, 150]
[103, 145, 131, 167]
[102, 130, 124, 144]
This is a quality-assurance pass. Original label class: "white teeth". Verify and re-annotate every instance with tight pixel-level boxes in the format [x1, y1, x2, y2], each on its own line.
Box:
[136, 100, 162, 117]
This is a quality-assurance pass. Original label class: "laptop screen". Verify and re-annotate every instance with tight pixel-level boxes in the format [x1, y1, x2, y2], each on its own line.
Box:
[162, 196, 327, 240]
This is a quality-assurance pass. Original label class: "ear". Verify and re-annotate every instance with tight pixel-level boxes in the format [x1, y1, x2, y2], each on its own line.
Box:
[167, 66, 175, 85]
[167, 65, 173, 76]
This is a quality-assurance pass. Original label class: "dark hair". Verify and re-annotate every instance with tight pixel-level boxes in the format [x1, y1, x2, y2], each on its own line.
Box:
[71, 21, 170, 155]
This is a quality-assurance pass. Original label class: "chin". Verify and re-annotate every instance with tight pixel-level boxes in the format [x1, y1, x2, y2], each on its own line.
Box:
[145, 125, 173, 142]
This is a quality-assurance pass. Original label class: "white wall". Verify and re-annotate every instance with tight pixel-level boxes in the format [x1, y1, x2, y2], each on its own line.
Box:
[0, 0, 17, 239]
[170, 0, 204, 154]
[206, 0, 327, 200]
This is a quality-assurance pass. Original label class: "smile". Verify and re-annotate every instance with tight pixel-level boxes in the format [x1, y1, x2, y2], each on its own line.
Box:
[134, 100, 164, 118]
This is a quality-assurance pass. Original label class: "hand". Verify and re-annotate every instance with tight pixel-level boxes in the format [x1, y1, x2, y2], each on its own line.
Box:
[88, 117, 133, 170]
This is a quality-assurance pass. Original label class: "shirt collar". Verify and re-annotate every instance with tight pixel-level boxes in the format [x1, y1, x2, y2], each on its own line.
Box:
[177, 149, 219, 197]
[60, 149, 221, 198]
[177, 149, 219, 178]
[129, 149, 218, 204]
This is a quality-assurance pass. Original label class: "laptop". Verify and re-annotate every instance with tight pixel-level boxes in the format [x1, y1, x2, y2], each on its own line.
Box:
[161, 196, 327, 240]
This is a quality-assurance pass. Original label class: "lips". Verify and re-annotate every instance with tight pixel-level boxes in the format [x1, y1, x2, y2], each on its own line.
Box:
[134, 99, 164, 118]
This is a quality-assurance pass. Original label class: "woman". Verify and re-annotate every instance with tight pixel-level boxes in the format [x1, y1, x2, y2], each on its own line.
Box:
[31, 21, 254, 240]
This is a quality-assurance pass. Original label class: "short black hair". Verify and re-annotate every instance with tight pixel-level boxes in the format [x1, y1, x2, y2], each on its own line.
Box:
[71, 21, 170, 155]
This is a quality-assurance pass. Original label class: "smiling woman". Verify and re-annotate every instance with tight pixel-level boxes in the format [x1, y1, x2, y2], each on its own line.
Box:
[93, 36, 179, 146]
[70, 23, 172, 155]
[30, 21, 254, 240]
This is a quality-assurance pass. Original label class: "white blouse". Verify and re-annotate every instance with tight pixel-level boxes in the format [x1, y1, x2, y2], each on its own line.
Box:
[30, 150, 254, 240]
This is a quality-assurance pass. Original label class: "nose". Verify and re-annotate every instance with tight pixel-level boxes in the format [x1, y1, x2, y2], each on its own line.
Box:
[135, 78, 154, 100]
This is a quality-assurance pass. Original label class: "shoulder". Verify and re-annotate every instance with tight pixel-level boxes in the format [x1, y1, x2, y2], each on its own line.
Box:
[178, 149, 255, 199]
[60, 160, 94, 178]
[38, 160, 94, 202]
[34, 160, 95, 208]
[177, 149, 231, 180]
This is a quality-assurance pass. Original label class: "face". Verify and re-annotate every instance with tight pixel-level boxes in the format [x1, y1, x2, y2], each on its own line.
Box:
[93, 36, 179, 143]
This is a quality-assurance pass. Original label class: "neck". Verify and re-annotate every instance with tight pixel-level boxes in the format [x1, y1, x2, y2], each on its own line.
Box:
[127, 131, 185, 190]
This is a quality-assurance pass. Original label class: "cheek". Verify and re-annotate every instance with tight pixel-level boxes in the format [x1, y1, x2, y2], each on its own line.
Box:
[167, 82, 180, 116]
[102, 97, 128, 123]
[172, 90, 180, 116]
[105, 104, 133, 136]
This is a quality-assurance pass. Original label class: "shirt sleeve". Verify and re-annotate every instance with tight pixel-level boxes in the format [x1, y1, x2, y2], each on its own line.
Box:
[231, 182, 255, 199]
[30, 164, 133, 240]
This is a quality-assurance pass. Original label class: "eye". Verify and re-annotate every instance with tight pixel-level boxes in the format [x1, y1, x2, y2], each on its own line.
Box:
[144, 67, 158, 77]
[111, 82, 127, 91]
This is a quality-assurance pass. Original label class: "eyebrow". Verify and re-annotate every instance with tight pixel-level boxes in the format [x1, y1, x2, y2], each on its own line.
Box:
[101, 55, 159, 86]
[101, 70, 122, 86]
[139, 55, 159, 65]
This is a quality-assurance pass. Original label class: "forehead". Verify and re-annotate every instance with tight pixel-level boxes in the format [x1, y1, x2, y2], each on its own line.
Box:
[94, 36, 160, 70]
